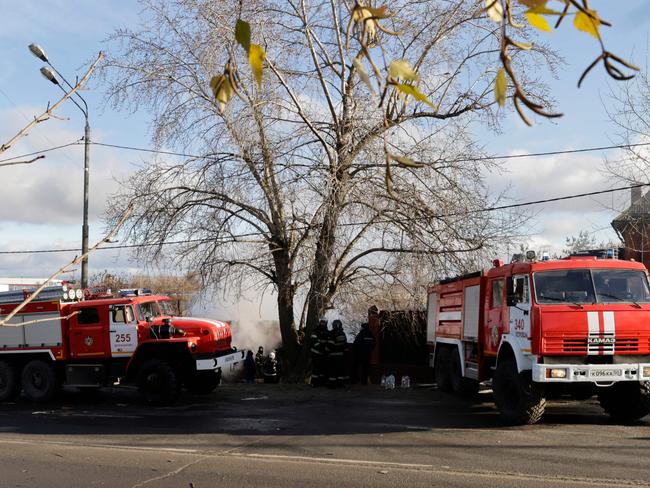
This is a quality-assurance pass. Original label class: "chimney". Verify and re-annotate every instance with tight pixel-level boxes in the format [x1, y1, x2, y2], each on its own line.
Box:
[631, 185, 642, 205]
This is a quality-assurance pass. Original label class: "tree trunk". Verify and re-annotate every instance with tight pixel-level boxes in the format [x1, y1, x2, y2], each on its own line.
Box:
[292, 168, 349, 378]
[271, 245, 300, 377]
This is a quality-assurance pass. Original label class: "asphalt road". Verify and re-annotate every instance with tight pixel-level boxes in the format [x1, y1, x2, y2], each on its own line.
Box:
[0, 384, 649, 487]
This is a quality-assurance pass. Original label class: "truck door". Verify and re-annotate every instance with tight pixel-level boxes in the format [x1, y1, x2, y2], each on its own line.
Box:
[485, 277, 505, 355]
[508, 275, 532, 353]
[69, 306, 107, 358]
[109, 304, 138, 357]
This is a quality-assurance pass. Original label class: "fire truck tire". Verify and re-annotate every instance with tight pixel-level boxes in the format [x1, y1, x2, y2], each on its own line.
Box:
[0, 361, 20, 402]
[435, 346, 452, 392]
[598, 381, 650, 422]
[449, 349, 479, 398]
[137, 359, 181, 406]
[21, 360, 60, 402]
[493, 359, 546, 425]
[186, 370, 222, 395]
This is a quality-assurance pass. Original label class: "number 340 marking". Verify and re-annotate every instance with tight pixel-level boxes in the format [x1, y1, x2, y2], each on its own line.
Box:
[115, 333, 132, 343]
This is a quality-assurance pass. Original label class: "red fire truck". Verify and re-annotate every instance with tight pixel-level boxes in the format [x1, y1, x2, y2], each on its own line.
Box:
[427, 251, 650, 425]
[0, 286, 244, 405]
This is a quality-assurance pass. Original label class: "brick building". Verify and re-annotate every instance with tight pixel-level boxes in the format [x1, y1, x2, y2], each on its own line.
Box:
[611, 186, 650, 270]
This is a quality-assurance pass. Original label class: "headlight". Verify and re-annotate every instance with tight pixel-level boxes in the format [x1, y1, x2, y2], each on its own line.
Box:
[548, 368, 567, 379]
[75, 289, 83, 300]
[643, 366, 650, 377]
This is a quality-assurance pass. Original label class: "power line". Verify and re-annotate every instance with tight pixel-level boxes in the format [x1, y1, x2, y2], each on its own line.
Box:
[2, 138, 650, 166]
[89, 141, 209, 159]
[464, 141, 650, 162]
[465, 182, 648, 214]
[0, 139, 82, 164]
[0, 181, 646, 256]
[89, 139, 650, 164]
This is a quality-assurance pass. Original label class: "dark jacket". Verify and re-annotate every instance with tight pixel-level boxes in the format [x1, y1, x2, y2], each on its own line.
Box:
[354, 327, 376, 358]
[244, 354, 256, 380]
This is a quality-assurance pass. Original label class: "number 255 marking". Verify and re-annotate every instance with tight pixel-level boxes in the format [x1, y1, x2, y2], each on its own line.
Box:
[115, 333, 132, 343]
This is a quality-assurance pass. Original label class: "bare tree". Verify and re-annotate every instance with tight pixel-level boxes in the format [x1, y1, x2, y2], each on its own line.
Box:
[103, 0, 550, 376]
[602, 61, 650, 257]
[91, 270, 201, 314]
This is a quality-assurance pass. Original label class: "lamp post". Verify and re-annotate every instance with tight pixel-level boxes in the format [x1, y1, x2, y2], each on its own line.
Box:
[29, 44, 91, 288]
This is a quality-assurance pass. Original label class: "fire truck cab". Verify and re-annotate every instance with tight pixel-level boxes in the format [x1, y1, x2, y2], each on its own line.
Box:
[428, 251, 650, 424]
[0, 286, 244, 405]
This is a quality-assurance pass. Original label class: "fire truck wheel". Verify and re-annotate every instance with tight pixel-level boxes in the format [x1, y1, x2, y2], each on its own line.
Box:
[21, 360, 60, 402]
[137, 359, 181, 406]
[493, 359, 546, 425]
[186, 370, 222, 395]
[449, 351, 479, 399]
[598, 381, 650, 422]
[434, 346, 452, 392]
[0, 361, 20, 402]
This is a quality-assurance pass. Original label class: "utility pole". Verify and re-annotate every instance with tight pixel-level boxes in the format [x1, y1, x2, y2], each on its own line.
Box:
[29, 43, 91, 287]
[81, 119, 90, 288]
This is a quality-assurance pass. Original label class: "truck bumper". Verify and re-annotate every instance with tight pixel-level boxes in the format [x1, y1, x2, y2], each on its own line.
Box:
[195, 350, 245, 371]
[532, 360, 650, 383]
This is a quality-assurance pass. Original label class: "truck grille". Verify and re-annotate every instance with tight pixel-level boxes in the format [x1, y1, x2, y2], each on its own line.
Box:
[543, 337, 640, 354]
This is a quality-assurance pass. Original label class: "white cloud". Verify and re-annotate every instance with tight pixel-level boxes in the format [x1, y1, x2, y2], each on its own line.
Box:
[0, 106, 131, 225]
[485, 148, 631, 251]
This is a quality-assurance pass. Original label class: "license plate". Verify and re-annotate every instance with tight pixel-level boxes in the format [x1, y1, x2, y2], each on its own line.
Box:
[589, 368, 622, 379]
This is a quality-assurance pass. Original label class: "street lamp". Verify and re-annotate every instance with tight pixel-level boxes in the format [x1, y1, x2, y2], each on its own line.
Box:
[29, 43, 91, 288]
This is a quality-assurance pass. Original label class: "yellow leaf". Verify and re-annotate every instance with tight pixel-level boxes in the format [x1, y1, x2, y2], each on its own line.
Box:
[352, 6, 371, 22]
[388, 153, 425, 168]
[527, 5, 561, 15]
[517, 0, 547, 7]
[389, 59, 418, 82]
[249, 44, 265, 89]
[574, 9, 601, 40]
[494, 68, 507, 107]
[353, 57, 375, 95]
[365, 5, 392, 19]
[235, 19, 251, 53]
[485, 0, 503, 23]
[210, 74, 234, 113]
[394, 83, 435, 109]
[525, 11, 552, 32]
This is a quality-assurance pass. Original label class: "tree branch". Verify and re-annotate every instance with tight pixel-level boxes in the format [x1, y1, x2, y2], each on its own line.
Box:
[0, 52, 104, 155]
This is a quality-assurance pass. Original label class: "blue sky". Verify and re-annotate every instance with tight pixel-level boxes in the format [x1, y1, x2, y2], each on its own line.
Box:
[1, 1, 650, 281]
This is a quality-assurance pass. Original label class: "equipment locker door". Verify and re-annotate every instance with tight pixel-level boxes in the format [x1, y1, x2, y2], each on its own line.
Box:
[485, 277, 506, 355]
[508, 275, 531, 352]
[69, 306, 107, 358]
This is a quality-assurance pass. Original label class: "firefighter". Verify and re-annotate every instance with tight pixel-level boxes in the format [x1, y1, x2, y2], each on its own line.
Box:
[255, 346, 265, 380]
[310, 318, 329, 387]
[243, 350, 256, 383]
[263, 351, 279, 384]
[353, 322, 376, 385]
[328, 319, 348, 388]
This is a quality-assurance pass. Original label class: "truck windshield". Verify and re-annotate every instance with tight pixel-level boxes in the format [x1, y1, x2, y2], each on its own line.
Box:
[137, 301, 160, 321]
[534, 269, 650, 304]
[159, 300, 177, 316]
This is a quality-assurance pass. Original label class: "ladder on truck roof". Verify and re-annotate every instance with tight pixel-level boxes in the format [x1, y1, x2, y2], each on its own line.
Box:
[0, 286, 70, 305]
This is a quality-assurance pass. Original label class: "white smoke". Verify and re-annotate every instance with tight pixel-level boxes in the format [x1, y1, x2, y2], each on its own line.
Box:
[191, 288, 281, 352]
